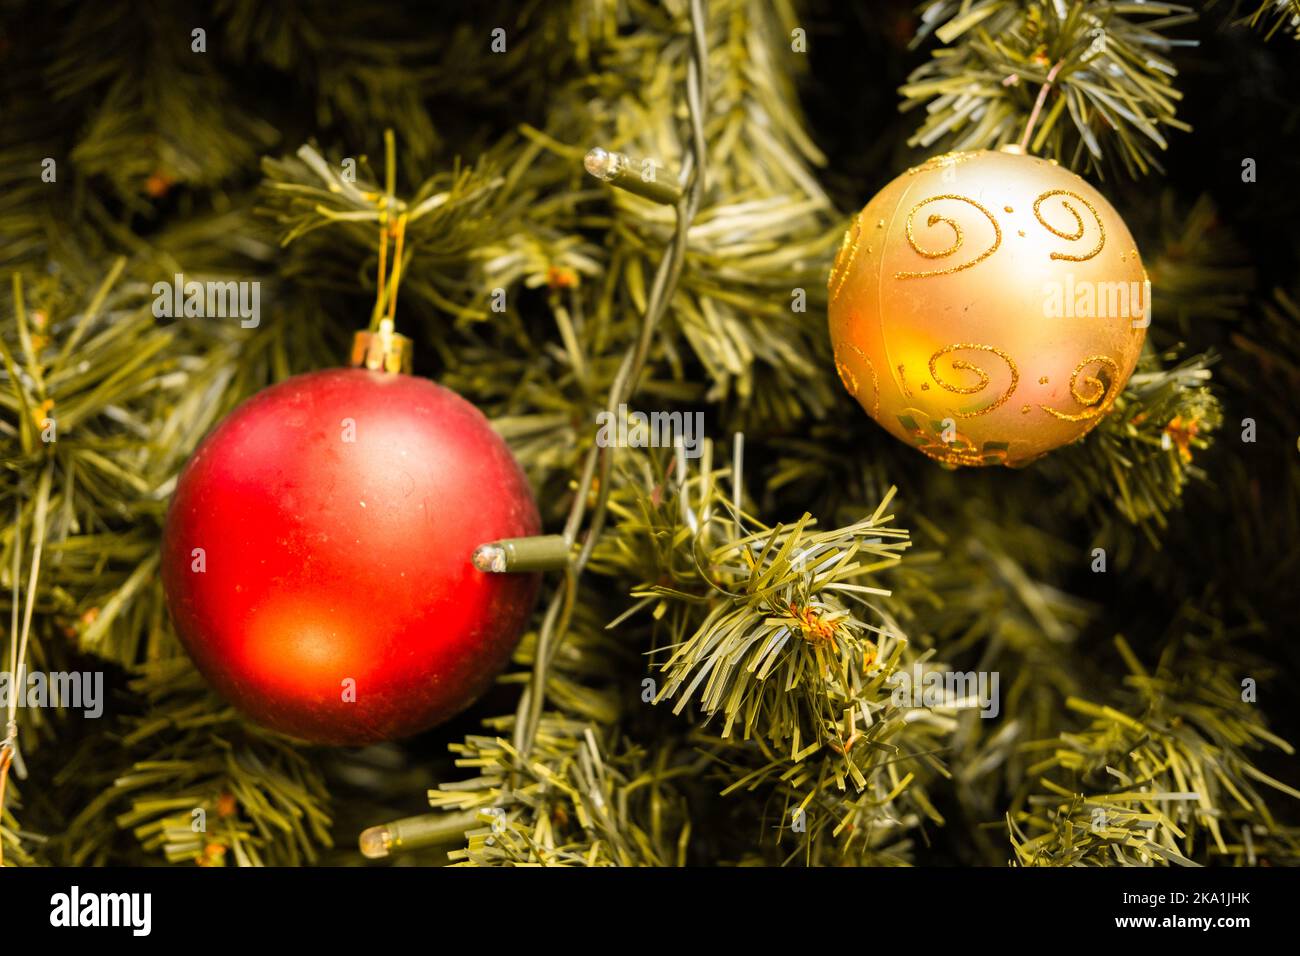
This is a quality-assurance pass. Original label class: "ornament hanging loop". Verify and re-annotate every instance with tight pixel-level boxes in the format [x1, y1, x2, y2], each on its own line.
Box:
[354, 130, 412, 374]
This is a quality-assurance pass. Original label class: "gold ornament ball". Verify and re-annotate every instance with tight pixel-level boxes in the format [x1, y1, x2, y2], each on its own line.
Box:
[827, 147, 1149, 467]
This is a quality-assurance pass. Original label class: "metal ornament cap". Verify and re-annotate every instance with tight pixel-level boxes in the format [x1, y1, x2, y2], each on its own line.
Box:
[351, 318, 413, 374]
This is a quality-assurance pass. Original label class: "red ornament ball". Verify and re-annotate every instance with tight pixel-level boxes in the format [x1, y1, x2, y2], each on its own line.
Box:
[161, 368, 541, 745]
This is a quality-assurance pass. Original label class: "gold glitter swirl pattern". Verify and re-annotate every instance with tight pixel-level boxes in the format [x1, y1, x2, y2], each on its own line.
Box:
[927, 344, 1019, 418]
[829, 217, 862, 303]
[835, 343, 879, 417]
[903, 418, 1010, 468]
[1033, 189, 1105, 262]
[895, 195, 1002, 279]
[836, 360, 857, 393]
[918, 446, 985, 468]
[1039, 355, 1120, 421]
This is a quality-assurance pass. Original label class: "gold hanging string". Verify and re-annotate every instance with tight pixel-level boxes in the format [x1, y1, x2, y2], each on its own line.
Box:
[372, 206, 390, 330]
[361, 130, 407, 332]
[352, 132, 413, 373]
[386, 212, 408, 325]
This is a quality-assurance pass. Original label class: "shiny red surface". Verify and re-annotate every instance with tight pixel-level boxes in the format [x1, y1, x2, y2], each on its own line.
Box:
[161, 368, 541, 744]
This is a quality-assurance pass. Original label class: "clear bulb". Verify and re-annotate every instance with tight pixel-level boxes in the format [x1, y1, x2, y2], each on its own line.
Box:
[584, 147, 623, 182]
[359, 825, 393, 859]
[471, 543, 508, 573]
